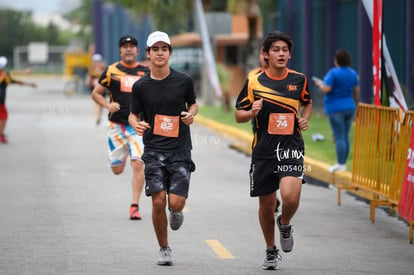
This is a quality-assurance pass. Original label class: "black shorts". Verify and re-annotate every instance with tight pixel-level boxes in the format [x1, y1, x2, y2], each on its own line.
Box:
[142, 150, 196, 198]
[249, 157, 305, 197]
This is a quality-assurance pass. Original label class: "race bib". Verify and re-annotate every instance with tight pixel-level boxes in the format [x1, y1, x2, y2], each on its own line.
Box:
[153, 114, 180, 138]
[268, 113, 295, 135]
[120, 75, 141, 93]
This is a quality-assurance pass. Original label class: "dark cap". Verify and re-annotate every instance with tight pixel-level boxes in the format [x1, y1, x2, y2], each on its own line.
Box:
[119, 35, 138, 48]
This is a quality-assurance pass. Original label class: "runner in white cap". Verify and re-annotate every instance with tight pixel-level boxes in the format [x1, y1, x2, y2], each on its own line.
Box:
[129, 30, 198, 266]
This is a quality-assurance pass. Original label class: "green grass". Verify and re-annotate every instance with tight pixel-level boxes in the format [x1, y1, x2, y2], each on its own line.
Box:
[198, 105, 355, 169]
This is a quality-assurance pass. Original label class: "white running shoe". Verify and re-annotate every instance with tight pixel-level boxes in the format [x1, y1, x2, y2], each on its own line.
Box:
[329, 163, 347, 173]
[157, 246, 172, 266]
[262, 246, 282, 270]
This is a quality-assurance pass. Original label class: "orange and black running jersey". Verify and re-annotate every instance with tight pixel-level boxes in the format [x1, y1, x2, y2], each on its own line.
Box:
[0, 71, 13, 104]
[235, 69, 311, 159]
[98, 62, 149, 124]
[247, 67, 264, 79]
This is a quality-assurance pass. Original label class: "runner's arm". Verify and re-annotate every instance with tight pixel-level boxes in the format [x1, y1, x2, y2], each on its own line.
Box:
[187, 102, 198, 118]
[235, 98, 262, 123]
[181, 102, 199, 125]
[91, 83, 120, 114]
[128, 112, 150, 136]
[13, 79, 36, 88]
[298, 100, 313, 131]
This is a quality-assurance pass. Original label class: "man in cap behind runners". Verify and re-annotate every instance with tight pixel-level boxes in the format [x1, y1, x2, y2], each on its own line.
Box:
[92, 35, 149, 220]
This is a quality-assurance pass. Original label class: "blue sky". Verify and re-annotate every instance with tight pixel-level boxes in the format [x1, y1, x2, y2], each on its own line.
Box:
[0, 0, 79, 15]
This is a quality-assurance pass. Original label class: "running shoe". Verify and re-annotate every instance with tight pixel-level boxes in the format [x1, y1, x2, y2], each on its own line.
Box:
[262, 246, 281, 270]
[0, 134, 8, 144]
[129, 204, 141, 220]
[329, 163, 347, 173]
[157, 246, 172, 266]
[277, 214, 294, 252]
[169, 208, 184, 230]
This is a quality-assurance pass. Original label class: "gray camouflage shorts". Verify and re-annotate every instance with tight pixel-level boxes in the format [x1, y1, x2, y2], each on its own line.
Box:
[142, 150, 195, 198]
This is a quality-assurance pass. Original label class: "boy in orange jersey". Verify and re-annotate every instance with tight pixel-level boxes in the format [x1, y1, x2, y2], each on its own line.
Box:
[235, 31, 313, 270]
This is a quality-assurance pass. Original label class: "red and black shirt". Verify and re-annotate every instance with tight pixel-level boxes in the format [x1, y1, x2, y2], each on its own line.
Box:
[98, 61, 149, 125]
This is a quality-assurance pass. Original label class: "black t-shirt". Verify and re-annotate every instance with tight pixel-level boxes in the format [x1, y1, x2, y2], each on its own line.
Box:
[131, 69, 196, 152]
[98, 62, 149, 125]
[235, 69, 312, 159]
[0, 71, 13, 104]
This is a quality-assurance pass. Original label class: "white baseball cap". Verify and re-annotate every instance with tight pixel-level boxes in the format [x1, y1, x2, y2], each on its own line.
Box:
[146, 31, 171, 48]
[0, 56, 7, 69]
[92, 54, 103, 62]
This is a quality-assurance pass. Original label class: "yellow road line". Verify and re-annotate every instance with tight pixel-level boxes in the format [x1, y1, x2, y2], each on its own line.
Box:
[205, 240, 235, 259]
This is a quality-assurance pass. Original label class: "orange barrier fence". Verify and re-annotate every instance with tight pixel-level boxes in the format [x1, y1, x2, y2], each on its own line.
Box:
[337, 103, 402, 222]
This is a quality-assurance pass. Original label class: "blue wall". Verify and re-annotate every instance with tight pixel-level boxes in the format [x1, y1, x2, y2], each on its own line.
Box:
[92, 0, 151, 64]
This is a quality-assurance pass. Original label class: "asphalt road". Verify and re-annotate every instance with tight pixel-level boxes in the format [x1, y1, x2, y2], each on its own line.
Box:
[0, 77, 413, 274]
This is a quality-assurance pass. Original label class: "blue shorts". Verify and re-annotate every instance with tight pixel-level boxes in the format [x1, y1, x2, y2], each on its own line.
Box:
[142, 150, 195, 198]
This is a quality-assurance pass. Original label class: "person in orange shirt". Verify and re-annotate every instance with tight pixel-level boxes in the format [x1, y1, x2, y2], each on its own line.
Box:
[235, 31, 313, 270]
[91, 36, 149, 220]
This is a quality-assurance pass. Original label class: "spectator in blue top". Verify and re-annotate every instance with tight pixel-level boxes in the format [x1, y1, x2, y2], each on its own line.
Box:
[314, 50, 359, 172]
